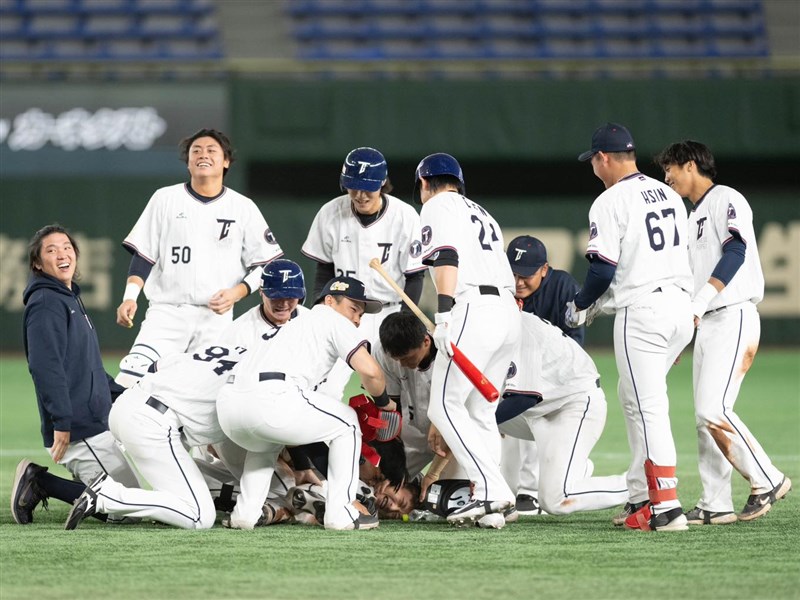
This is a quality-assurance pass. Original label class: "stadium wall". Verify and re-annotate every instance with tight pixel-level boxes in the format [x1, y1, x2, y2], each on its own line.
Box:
[1, 78, 798, 351]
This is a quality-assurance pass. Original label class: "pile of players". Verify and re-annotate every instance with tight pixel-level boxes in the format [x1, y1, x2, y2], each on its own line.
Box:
[11, 125, 790, 533]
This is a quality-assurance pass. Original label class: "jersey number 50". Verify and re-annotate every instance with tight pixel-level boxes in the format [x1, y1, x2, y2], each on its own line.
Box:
[645, 209, 679, 251]
[171, 246, 191, 264]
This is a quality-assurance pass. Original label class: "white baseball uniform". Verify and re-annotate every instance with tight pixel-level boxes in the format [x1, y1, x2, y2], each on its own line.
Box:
[689, 185, 784, 511]
[420, 191, 520, 505]
[372, 342, 434, 479]
[121, 183, 283, 374]
[499, 312, 628, 514]
[96, 345, 248, 529]
[586, 172, 694, 511]
[302, 194, 424, 395]
[216, 304, 369, 529]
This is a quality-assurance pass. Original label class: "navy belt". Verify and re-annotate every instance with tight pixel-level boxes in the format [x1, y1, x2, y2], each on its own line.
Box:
[259, 372, 286, 382]
[704, 305, 727, 317]
[146, 396, 169, 414]
[652, 287, 662, 293]
[479, 285, 499, 296]
[596, 378, 601, 388]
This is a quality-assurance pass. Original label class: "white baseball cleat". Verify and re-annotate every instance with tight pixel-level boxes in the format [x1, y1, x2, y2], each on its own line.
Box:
[476, 513, 506, 529]
[447, 499, 511, 527]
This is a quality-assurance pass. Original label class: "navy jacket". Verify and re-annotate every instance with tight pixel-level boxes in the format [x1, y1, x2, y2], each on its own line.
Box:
[22, 273, 121, 447]
[520, 268, 585, 346]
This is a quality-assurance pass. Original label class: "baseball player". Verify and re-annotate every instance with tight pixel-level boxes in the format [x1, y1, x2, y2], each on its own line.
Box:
[301, 147, 425, 396]
[567, 123, 694, 532]
[498, 311, 628, 515]
[656, 140, 791, 524]
[416, 152, 521, 528]
[216, 276, 392, 531]
[503, 235, 585, 515]
[65, 342, 251, 530]
[374, 311, 436, 480]
[115, 128, 283, 386]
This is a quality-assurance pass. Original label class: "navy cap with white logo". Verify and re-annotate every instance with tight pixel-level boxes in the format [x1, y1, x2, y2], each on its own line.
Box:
[316, 276, 383, 314]
[506, 235, 548, 277]
[578, 122, 636, 162]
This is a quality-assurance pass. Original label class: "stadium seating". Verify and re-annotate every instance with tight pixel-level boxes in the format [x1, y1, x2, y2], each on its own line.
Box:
[286, 0, 769, 60]
[0, 0, 222, 61]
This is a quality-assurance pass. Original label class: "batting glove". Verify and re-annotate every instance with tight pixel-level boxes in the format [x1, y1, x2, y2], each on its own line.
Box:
[433, 311, 455, 358]
[565, 300, 587, 328]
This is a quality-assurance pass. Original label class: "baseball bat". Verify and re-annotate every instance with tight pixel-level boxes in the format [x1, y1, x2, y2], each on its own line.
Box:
[368, 258, 500, 402]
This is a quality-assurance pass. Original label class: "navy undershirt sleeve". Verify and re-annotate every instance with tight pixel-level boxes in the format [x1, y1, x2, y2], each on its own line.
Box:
[127, 253, 153, 281]
[711, 235, 746, 286]
[574, 256, 616, 309]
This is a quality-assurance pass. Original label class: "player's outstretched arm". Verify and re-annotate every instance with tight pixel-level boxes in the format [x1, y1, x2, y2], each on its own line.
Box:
[349, 347, 396, 412]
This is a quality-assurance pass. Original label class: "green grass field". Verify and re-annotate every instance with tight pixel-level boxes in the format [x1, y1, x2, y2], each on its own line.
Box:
[1, 351, 798, 600]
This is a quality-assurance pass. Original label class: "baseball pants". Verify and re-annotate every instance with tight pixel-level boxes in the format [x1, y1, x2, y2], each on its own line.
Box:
[693, 301, 785, 511]
[52, 430, 140, 488]
[615, 285, 693, 511]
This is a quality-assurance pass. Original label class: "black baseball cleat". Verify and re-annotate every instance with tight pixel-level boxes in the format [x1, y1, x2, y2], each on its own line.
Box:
[739, 477, 792, 522]
[684, 506, 737, 525]
[515, 494, 547, 516]
[11, 460, 50, 525]
[288, 485, 326, 523]
[65, 472, 107, 530]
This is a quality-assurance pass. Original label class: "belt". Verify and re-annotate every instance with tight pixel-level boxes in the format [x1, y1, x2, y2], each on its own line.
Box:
[652, 287, 662, 293]
[479, 285, 499, 296]
[704, 305, 727, 317]
[382, 301, 400, 307]
[146, 396, 169, 414]
[259, 372, 286, 382]
[596, 378, 601, 388]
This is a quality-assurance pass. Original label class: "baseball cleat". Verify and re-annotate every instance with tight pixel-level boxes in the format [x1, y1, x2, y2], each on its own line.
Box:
[739, 477, 792, 522]
[624, 503, 688, 531]
[612, 501, 647, 526]
[288, 485, 326, 523]
[476, 512, 506, 529]
[515, 494, 547, 516]
[326, 512, 380, 531]
[446, 499, 511, 527]
[684, 506, 737, 525]
[503, 506, 519, 524]
[65, 472, 106, 530]
[11, 460, 50, 525]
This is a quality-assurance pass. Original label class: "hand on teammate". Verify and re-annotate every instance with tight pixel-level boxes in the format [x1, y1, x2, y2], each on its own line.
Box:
[49, 430, 70, 463]
[427, 425, 450, 458]
[208, 287, 243, 315]
[433, 312, 454, 358]
[564, 300, 587, 328]
[116, 299, 137, 328]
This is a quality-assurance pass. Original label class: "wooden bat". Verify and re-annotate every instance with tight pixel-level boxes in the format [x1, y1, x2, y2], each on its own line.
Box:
[369, 258, 500, 402]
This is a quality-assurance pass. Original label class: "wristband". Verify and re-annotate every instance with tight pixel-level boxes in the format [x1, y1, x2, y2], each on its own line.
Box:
[123, 282, 141, 302]
[437, 294, 455, 313]
[373, 389, 391, 408]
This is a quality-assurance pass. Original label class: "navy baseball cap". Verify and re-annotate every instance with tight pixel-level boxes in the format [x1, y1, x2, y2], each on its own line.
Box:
[315, 276, 383, 314]
[578, 122, 636, 161]
[506, 235, 548, 277]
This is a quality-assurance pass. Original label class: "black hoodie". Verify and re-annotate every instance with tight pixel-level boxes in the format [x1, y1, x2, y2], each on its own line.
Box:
[22, 273, 121, 448]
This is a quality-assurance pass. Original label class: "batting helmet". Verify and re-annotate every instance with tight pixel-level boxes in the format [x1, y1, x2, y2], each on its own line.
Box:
[413, 153, 465, 201]
[261, 259, 306, 302]
[340, 147, 387, 192]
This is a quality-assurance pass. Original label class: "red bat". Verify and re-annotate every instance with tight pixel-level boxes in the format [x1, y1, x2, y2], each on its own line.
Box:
[369, 258, 500, 402]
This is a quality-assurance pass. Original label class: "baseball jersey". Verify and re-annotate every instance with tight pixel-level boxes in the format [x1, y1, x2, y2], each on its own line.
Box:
[123, 183, 283, 305]
[371, 342, 433, 436]
[219, 303, 310, 351]
[139, 344, 248, 446]
[586, 173, 693, 311]
[419, 191, 514, 297]
[301, 194, 425, 303]
[688, 185, 764, 309]
[519, 269, 584, 345]
[228, 304, 369, 392]
[504, 312, 600, 417]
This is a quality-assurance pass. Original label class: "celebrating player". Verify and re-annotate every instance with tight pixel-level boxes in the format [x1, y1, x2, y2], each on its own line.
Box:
[656, 140, 791, 524]
[503, 235, 584, 515]
[115, 128, 283, 386]
[216, 276, 392, 531]
[416, 152, 521, 528]
[13, 224, 140, 525]
[301, 147, 425, 396]
[568, 123, 694, 532]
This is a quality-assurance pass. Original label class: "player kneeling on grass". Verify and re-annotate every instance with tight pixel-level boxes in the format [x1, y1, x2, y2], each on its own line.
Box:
[216, 276, 395, 531]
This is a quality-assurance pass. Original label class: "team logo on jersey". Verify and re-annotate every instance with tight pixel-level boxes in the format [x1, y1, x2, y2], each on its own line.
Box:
[378, 242, 392, 264]
[507, 361, 517, 379]
[421, 225, 432, 246]
[410, 240, 422, 258]
[696, 216, 707, 240]
[217, 218, 235, 240]
[176, 212, 187, 219]
[330, 281, 350, 292]
[589, 222, 598, 240]
[264, 229, 277, 244]
[727, 203, 737, 219]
